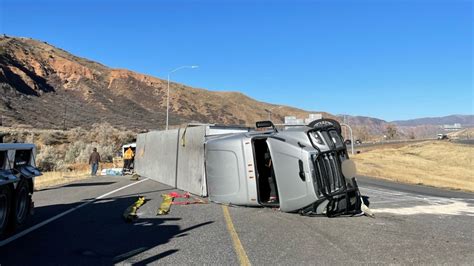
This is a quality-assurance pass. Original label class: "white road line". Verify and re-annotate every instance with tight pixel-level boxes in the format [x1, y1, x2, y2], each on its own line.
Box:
[361, 187, 408, 196]
[373, 201, 474, 216]
[362, 187, 431, 201]
[370, 199, 419, 204]
[361, 187, 472, 207]
[0, 178, 150, 247]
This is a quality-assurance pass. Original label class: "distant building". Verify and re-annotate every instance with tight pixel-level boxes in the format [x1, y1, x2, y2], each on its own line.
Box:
[442, 123, 462, 131]
[285, 113, 322, 125]
[305, 113, 322, 124]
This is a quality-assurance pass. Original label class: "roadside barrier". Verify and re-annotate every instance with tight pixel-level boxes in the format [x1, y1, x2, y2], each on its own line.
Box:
[123, 196, 146, 222]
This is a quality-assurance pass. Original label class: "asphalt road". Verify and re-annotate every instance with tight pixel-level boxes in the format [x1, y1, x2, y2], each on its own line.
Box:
[0, 175, 473, 265]
[454, 139, 474, 145]
[351, 139, 433, 150]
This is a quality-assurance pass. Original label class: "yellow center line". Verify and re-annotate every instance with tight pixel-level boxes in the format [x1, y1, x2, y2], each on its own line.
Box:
[222, 205, 251, 266]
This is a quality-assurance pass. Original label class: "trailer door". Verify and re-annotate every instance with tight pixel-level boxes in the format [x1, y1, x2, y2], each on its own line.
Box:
[267, 138, 316, 212]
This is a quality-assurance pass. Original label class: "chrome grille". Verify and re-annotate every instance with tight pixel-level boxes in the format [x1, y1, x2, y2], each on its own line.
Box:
[313, 152, 346, 196]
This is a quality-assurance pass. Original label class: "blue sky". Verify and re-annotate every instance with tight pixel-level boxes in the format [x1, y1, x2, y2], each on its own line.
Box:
[1, 0, 472, 121]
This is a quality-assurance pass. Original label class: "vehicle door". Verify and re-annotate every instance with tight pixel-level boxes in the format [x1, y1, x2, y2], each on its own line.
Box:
[266, 138, 317, 212]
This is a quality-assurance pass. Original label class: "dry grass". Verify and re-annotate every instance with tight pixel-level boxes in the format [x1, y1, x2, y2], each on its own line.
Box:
[35, 171, 91, 190]
[34, 162, 116, 190]
[352, 141, 474, 192]
[448, 128, 474, 139]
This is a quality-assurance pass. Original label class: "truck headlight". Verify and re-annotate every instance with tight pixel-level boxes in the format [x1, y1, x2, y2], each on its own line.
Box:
[310, 132, 324, 145]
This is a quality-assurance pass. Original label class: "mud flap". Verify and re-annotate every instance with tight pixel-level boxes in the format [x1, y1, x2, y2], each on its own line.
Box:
[299, 178, 363, 217]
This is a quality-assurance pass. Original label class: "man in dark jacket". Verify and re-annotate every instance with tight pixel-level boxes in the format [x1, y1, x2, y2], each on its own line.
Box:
[0, 132, 9, 143]
[89, 148, 101, 176]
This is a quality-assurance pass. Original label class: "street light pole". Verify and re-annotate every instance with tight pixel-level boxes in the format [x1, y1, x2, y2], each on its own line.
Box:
[265, 109, 272, 121]
[166, 65, 199, 130]
[341, 122, 354, 155]
[166, 73, 171, 131]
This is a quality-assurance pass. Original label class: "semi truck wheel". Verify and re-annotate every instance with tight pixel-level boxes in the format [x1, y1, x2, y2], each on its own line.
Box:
[11, 180, 31, 229]
[0, 185, 12, 238]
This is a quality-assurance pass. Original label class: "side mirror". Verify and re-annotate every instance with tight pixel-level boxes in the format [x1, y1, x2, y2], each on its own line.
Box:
[256, 120, 276, 130]
[307, 119, 342, 134]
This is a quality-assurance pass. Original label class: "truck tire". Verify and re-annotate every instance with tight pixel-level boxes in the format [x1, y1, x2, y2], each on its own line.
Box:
[0, 185, 12, 238]
[11, 179, 32, 229]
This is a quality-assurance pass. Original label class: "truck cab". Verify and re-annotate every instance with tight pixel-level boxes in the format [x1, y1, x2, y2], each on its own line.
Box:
[0, 143, 41, 238]
[205, 119, 362, 216]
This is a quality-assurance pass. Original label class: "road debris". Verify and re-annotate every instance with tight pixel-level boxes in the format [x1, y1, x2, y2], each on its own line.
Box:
[100, 168, 123, 176]
[157, 194, 173, 215]
[361, 199, 375, 218]
[130, 174, 140, 181]
[123, 196, 146, 222]
[170, 192, 207, 205]
[157, 192, 208, 215]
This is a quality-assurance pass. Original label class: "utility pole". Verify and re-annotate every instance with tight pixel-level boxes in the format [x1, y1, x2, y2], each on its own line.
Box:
[343, 115, 347, 140]
[341, 122, 354, 155]
[63, 104, 67, 130]
[265, 109, 272, 121]
[166, 65, 199, 130]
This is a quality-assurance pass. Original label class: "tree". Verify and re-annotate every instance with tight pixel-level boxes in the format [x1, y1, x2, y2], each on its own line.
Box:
[354, 126, 371, 141]
[385, 124, 398, 140]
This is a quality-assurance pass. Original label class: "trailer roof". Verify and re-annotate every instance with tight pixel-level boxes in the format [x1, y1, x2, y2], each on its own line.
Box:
[0, 143, 36, 151]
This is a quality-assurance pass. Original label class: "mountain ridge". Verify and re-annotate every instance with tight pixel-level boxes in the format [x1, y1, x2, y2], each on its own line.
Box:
[0, 36, 328, 130]
[391, 114, 474, 126]
[0, 36, 471, 140]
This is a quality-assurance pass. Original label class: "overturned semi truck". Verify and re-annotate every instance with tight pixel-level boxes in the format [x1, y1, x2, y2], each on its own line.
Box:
[135, 119, 363, 216]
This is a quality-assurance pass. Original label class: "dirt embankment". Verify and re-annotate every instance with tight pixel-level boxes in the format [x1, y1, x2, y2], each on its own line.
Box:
[352, 141, 474, 192]
[2, 123, 135, 189]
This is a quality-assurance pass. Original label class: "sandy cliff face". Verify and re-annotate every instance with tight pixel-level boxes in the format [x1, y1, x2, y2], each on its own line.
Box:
[0, 36, 318, 129]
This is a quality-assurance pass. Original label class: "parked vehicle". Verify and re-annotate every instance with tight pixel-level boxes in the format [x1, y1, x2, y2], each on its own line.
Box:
[0, 143, 41, 238]
[136, 119, 363, 217]
[437, 134, 449, 140]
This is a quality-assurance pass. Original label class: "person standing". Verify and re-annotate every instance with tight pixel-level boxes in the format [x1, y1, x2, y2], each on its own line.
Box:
[89, 148, 101, 176]
[123, 147, 134, 172]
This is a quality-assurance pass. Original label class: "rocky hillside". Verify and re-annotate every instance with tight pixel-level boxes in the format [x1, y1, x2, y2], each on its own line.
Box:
[0, 36, 326, 130]
[1, 36, 470, 140]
